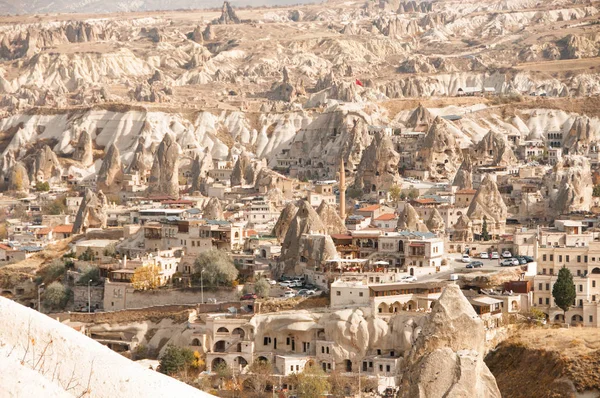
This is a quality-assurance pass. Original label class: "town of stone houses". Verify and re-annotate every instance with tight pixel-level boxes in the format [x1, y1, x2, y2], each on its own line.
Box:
[2, 0, 600, 397]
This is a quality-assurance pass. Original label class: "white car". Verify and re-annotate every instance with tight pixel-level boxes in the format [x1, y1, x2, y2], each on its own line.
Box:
[501, 258, 519, 266]
[400, 276, 417, 282]
[279, 281, 292, 288]
[267, 279, 277, 285]
[502, 251, 512, 258]
[461, 254, 471, 263]
[491, 252, 500, 259]
[282, 291, 296, 299]
[479, 252, 489, 259]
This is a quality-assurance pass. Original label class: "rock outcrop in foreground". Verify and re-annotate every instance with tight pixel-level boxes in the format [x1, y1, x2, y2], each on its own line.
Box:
[0, 297, 212, 397]
[398, 284, 501, 398]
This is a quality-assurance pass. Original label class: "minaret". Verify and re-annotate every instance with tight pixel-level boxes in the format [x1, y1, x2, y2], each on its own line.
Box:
[339, 159, 346, 220]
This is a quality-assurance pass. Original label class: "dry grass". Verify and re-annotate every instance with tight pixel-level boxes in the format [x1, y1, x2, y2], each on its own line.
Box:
[509, 327, 600, 358]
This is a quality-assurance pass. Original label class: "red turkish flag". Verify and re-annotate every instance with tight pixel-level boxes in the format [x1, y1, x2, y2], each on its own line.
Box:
[355, 79, 363, 87]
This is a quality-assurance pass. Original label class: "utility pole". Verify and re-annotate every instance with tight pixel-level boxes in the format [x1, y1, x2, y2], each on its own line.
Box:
[88, 279, 92, 313]
[37, 283, 44, 312]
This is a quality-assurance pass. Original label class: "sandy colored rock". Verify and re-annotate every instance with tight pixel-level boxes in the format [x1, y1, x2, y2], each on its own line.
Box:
[8, 161, 29, 192]
[97, 143, 123, 192]
[452, 214, 473, 242]
[73, 188, 108, 234]
[397, 203, 428, 232]
[272, 201, 299, 241]
[418, 117, 463, 180]
[467, 174, 507, 237]
[406, 103, 434, 128]
[550, 155, 593, 215]
[472, 130, 517, 167]
[147, 133, 180, 198]
[214, 1, 240, 25]
[398, 284, 501, 398]
[426, 208, 445, 235]
[452, 155, 473, 190]
[317, 200, 347, 235]
[203, 197, 224, 220]
[72, 130, 93, 166]
[32, 145, 61, 182]
[353, 130, 401, 195]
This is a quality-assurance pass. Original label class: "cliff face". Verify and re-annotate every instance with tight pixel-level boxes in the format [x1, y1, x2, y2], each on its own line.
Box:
[472, 130, 517, 167]
[398, 285, 501, 398]
[397, 203, 429, 233]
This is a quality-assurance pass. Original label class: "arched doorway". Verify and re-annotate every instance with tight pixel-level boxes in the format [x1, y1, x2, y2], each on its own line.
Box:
[191, 338, 201, 346]
[214, 340, 227, 352]
[211, 357, 226, 371]
[391, 302, 402, 313]
[235, 356, 248, 369]
[257, 356, 268, 363]
[554, 314, 564, 322]
[406, 300, 417, 311]
[378, 302, 389, 314]
[217, 327, 229, 334]
[592, 268, 600, 274]
[409, 268, 414, 276]
[571, 314, 583, 324]
[232, 328, 245, 339]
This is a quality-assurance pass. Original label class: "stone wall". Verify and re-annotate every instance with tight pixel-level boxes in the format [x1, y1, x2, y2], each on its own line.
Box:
[73, 285, 104, 311]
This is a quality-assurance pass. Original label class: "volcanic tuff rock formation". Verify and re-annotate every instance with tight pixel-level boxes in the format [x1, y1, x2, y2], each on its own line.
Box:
[563, 116, 595, 155]
[272, 201, 299, 241]
[353, 131, 401, 194]
[7, 162, 29, 192]
[279, 200, 329, 275]
[453, 214, 473, 242]
[231, 152, 257, 186]
[419, 117, 463, 180]
[452, 156, 473, 190]
[31, 145, 61, 182]
[147, 134, 180, 198]
[214, 2, 240, 25]
[73, 188, 108, 234]
[472, 130, 517, 167]
[397, 203, 429, 233]
[467, 174, 507, 237]
[426, 208, 445, 235]
[550, 155, 593, 215]
[316, 200, 347, 235]
[202, 197, 224, 221]
[270, 67, 300, 103]
[406, 104, 434, 128]
[72, 130, 93, 166]
[127, 138, 149, 175]
[97, 143, 123, 192]
[398, 284, 501, 398]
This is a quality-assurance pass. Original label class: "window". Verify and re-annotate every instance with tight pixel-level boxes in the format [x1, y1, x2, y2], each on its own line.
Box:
[550, 255, 554, 261]
[538, 298, 542, 305]
[585, 256, 588, 263]
[590, 316, 593, 323]
[379, 365, 383, 371]
[579, 285, 583, 292]
[559, 255, 563, 262]
[578, 256, 581, 263]
[264, 337, 271, 346]
[359, 292, 363, 297]
[543, 269, 546, 275]
[545, 298, 550, 305]
[577, 270, 581, 276]
[321, 346, 325, 354]
[336, 291, 341, 296]
[566, 255, 570, 262]
[296, 365, 299, 371]
[538, 283, 542, 291]
[286, 337, 290, 345]
[593, 281, 596, 288]
[579, 299, 583, 307]
[386, 365, 391, 372]
[543, 254, 547, 261]
[546, 283, 550, 291]
[326, 347, 329, 354]
[290, 366, 293, 372]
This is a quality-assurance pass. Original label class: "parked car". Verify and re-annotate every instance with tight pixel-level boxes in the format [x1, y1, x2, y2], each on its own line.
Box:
[400, 275, 417, 282]
[491, 252, 500, 259]
[466, 261, 484, 268]
[461, 254, 471, 263]
[516, 256, 528, 265]
[298, 289, 317, 296]
[266, 279, 277, 285]
[479, 252, 489, 259]
[500, 258, 519, 266]
[523, 256, 534, 263]
[282, 291, 296, 299]
[502, 251, 512, 258]
[279, 281, 292, 288]
[240, 293, 257, 300]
